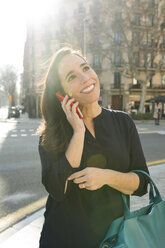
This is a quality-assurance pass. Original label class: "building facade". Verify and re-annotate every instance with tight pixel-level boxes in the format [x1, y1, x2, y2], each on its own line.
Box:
[23, 0, 165, 117]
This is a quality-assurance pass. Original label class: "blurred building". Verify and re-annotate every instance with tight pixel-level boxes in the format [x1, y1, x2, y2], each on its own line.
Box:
[0, 85, 8, 107]
[23, 0, 165, 117]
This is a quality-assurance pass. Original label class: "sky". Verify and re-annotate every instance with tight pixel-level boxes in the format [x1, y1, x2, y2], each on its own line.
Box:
[0, 0, 59, 78]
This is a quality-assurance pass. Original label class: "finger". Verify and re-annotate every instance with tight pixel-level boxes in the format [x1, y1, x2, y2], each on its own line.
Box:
[79, 182, 91, 189]
[68, 169, 86, 180]
[62, 95, 69, 106]
[72, 102, 79, 115]
[73, 175, 88, 184]
[65, 98, 75, 112]
[61, 95, 69, 112]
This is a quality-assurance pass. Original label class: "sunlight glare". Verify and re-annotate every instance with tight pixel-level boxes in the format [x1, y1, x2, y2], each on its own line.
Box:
[24, 0, 61, 23]
[0, 0, 61, 72]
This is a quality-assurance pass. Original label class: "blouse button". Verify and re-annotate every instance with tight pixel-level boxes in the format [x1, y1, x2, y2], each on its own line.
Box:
[87, 140, 91, 144]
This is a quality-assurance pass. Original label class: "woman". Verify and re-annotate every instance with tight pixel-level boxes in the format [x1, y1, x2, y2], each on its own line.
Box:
[37, 47, 149, 248]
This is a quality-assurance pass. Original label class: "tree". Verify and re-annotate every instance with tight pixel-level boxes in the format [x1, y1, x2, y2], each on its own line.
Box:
[0, 65, 18, 106]
[88, 0, 164, 113]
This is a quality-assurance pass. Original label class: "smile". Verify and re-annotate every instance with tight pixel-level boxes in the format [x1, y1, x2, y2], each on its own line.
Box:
[81, 84, 95, 94]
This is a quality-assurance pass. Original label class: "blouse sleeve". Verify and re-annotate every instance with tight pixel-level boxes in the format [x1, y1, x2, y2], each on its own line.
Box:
[128, 116, 149, 196]
[38, 136, 79, 202]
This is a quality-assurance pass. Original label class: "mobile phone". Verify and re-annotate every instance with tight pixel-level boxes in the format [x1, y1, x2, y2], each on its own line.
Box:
[56, 92, 83, 119]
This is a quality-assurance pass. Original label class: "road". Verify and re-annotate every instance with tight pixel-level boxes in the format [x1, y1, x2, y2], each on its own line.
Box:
[0, 111, 165, 220]
[0, 113, 47, 219]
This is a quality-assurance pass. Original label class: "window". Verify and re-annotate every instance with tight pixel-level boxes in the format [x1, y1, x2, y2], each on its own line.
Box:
[147, 33, 154, 46]
[93, 16, 100, 24]
[115, 12, 122, 21]
[162, 54, 165, 68]
[146, 53, 153, 67]
[134, 13, 141, 25]
[78, 2, 85, 13]
[147, 79, 152, 88]
[93, 35, 99, 46]
[115, 0, 122, 6]
[162, 74, 165, 86]
[114, 51, 122, 67]
[148, 0, 154, 7]
[134, 0, 140, 5]
[163, 35, 165, 45]
[93, 54, 100, 67]
[134, 52, 140, 66]
[114, 32, 121, 44]
[114, 72, 121, 88]
[146, 15, 154, 27]
[133, 32, 140, 45]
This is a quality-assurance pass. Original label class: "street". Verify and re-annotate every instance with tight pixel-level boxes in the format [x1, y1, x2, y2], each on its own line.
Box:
[0, 111, 165, 220]
[0, 113, 47, 219]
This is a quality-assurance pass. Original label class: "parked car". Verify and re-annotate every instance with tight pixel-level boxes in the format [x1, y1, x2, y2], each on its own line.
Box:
[8, 106, 20, 118]
[16, 105, 25, 113]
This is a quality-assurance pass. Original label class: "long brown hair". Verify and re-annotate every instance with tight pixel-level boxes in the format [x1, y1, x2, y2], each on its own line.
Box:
[37, 47, 86, 158]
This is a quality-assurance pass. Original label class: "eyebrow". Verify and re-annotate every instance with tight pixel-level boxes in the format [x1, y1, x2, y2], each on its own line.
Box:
[65, 62, 88, 80]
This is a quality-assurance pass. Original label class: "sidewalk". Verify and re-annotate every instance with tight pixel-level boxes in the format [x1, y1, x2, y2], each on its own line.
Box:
[0, 163, 165, 248]
[0, 110, 42, 125]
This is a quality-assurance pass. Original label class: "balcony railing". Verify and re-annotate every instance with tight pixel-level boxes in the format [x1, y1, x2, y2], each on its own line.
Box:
[160, 43, 165, 49]
[129, 84, 165, 90]
[152, 85, 165, 89]
[129, 84, 141, 89]
[111, 83, 124, 89]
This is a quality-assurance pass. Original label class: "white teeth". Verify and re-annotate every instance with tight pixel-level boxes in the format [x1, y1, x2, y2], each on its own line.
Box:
[82, 84, 94, 93]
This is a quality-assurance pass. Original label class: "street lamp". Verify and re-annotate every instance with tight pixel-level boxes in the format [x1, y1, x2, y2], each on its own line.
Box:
[83, 18, 88, 57]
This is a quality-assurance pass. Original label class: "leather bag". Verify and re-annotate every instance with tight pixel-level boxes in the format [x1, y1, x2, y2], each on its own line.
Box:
[99, 170, 165, 248]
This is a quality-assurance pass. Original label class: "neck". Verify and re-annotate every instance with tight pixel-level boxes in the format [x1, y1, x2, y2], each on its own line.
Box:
[80, 102, 102, 122]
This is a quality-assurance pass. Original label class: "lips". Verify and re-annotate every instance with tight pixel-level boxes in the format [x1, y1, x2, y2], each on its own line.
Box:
[81, 84, 95, 93]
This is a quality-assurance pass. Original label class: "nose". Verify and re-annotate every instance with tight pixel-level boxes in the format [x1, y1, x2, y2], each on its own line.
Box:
[80, 73, 90, 84]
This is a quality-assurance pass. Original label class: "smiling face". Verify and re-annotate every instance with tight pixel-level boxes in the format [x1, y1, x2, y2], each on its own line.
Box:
[58, 53, 100, 105]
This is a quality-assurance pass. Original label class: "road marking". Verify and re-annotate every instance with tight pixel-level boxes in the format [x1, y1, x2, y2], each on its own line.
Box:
[21, 134, 27, 137]
[29, 129, 34, 132]
[3, 192, 35, 203]
[138, 129, 155, 133]
[0, 197, 47, 233]
[138, 131, 157, 134]
[11, 134, 17, 137]
[11, 130, 17, 132]
[147, 159, 165, 167]
[157, 131, 165, 135]
[20, 130, 26, 132]
[138, 130, 165, 135]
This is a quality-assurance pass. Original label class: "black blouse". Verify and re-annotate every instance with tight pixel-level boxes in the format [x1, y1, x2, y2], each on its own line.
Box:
[38, 108, 149, 248]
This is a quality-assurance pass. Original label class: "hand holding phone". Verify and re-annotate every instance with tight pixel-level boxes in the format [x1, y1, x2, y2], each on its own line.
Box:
[56, 92, 83, 119]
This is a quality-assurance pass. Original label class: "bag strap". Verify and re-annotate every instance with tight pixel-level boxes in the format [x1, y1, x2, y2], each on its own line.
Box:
[132, 170, 161, 200]
[122, 170, 162, 219]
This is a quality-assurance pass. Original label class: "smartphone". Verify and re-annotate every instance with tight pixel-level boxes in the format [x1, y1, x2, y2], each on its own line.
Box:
[56, 92, 83, 119]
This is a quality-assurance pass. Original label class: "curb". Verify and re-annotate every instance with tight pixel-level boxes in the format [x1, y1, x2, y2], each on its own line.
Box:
[0, 209, 45, 247]
[147, 159, 165, 167]
[0, 197, 47, 233]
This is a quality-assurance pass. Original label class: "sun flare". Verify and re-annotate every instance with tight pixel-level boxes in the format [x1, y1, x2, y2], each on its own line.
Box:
[24, 0, 60, 23]
[0, 0, 61, 71]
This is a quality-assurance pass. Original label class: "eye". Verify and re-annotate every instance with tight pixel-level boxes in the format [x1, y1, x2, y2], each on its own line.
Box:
[83, 65, 90, 72]
[68, 75, 76, 82]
